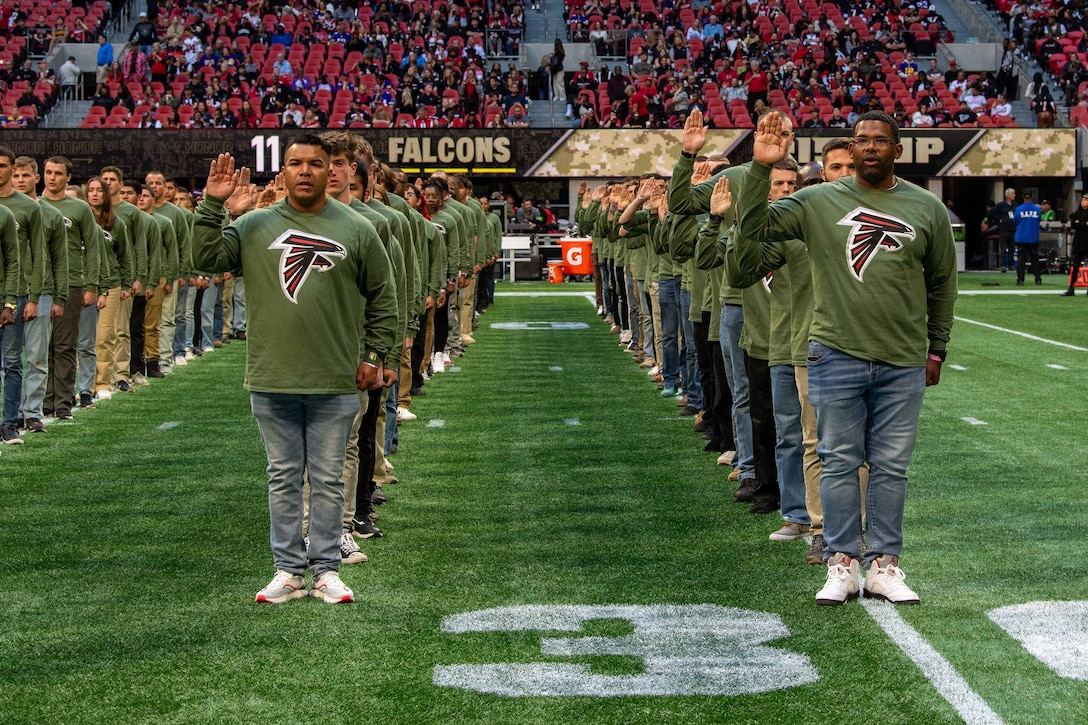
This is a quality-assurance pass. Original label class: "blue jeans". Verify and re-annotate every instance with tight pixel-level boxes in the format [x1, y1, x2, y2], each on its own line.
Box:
[640, 286, 655, 359]
[806, 341, 926, 565]
[250, 392, 360, 578]
[213, 282, 224, 341]
[719, 304, 754, 480]
[658, 275, 682, 389]
[384, 378, 398, 452]
[170, 285, 188, 358]
[597, 261, 612, 319]
[1, 297, 27, 425]
[679, 288, 702, 409]
[625, 270, 639, 347]
[77, 304, 99, 396]
[771, 365, 808, 525]
[231, 277, 246, 333]
[22, 294, 52, 420]
[199, 281, 216, 349]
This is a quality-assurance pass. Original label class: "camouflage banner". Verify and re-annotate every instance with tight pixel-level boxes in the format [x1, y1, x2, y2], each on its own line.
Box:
[0, 127, 1076, 180]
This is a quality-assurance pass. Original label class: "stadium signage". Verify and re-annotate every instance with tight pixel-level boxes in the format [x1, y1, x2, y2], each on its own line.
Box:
[387, 135, 512, 165]
[0, 129, 1073, 180]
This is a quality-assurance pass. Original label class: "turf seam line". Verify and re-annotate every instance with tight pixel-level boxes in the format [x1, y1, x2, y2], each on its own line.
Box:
[862, 600, 1005, 725]
[954, 317, 1088, 352]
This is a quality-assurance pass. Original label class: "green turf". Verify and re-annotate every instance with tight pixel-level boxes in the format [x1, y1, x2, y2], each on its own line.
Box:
[1, 276, 1086, 723]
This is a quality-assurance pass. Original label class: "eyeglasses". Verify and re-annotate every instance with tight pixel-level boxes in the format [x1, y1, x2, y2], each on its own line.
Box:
[851, 137, 896, 148]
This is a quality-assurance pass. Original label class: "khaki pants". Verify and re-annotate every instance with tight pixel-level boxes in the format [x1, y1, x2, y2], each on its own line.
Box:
[93, 287, 123, 392]
[460, 274, 476, 336]
[222, 276, 234, 339]
[397, 343, 413, 408]
[649, 280, 663, 367]
[373, 386, 391, 484]
[421, 305, 436, 375]
[115, 293, 133, 382]
[143, 279, 166, 362]
[158, 282, 177, 364]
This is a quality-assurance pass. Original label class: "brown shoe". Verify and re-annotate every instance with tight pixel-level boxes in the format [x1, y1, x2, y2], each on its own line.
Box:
[639, 358, 656, 369]
[804, 534, 827, 565]
[733, 479, 758, 502]
[675, 396, 688, 407]
[652, 373, 664, 383]
[728, 468, 741, 482]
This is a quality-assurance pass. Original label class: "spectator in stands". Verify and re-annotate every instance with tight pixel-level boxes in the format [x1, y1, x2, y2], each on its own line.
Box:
[272, 52, 293, 78]
[269, 23, 293, 48]
[827, 107, 849, 128]
[550, 39, 565, 101]
[802, 108, 826, 128]
[991, 94, 1013, 118]
[90, 83, 115, 112]
[631, 51, 652, 77]
[1031, 85, 1057, 128]
[59, 56, 81, 100]
[964, 86, 986, 114]
[96, 34, 114, 85]
[130, 12, 157, 58]
[515, 199, 542, 228]
[704, 15, 724, 41]
[952, 100, 978, 127]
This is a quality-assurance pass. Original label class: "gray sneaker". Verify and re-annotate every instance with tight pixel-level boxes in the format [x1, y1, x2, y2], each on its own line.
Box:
[340, 532, 368, 564]
[2, 424, 24, 445]
[255, 570, 307, 604]
[311, 571, 354, 604]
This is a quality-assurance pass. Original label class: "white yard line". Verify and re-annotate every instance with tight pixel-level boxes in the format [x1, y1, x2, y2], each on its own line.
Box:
[961, 417, 988, 426]
[549, 366, 564, 372]
[427, 419, 446, 428]
[564, 419, 581, 426]
[949, 364, 967, 371]
[156, 422, 180, 431]
[1046, 364, 1069, 370]
[958, 290, 1061, 295]
[862, 601, 1005, 725]
[955, 317, 1088, 352]
[495, 291, 597, 297]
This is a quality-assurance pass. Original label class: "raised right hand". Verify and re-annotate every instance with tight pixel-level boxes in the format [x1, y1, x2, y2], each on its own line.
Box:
[682, 107, 707, 154]
[709, 177, 732, 218]
[752, 111, 792, 167]
[205, 153, 241, 201]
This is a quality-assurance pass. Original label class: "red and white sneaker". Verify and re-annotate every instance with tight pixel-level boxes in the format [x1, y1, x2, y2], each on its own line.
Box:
[255, 570, 307, 604]
[310, 571, 354, 604]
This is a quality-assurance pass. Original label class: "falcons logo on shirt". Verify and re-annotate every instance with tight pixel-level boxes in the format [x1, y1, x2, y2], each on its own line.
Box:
[761, 270, 773, 293]
[268, 230, 347, 303]
[836, 207, 915, 282]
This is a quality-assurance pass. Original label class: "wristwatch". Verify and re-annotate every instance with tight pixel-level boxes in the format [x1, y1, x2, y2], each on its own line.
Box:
[3, 302, 16, 311]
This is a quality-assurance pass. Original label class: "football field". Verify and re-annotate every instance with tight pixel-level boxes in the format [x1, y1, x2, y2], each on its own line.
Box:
[1, 274, 1087, 724]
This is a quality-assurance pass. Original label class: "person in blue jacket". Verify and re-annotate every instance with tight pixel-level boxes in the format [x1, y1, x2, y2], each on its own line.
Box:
[1014, 191, 1042, 286]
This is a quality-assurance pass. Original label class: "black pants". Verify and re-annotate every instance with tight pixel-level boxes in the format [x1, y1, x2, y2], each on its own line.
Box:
[434, 295, 450, 356]
[1069, 240, 1088, 291]
[353, 387, 383, 521]
[744, 352, 779, 506]
[129, 294, 146, 375]
[700, 311, 734, 450]
[1016, 243, 1040, 283]
[411, 310, 429, 388]
[613, 264, 629, 331]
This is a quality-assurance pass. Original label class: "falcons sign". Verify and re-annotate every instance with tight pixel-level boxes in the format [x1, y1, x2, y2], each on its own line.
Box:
[836, 207, 915, 282]
[268, 230, 347, 303]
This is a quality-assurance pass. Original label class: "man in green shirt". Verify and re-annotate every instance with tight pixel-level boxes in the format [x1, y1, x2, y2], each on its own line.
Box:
[41, 156, 100, 421]
[734, 111, 957, 606]
[193, 137, 397, 605]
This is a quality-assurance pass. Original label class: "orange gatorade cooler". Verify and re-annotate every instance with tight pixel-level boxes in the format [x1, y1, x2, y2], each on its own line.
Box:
[547, 261, 564, 283]
[559, 238, 594, 275]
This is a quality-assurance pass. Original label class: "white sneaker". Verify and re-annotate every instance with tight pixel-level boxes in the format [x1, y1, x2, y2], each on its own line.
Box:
[431, 352, 445, 374]
[132, 373, 150, 386]
[769, 521, 811, 541]
[174, 354, 188, 367]
[397, 406, 417, 421]
[94, 389, 112, 401]
[202, 345, 214, 353]
[442, 352, 452, 366]
[864, 555, 920, 605]
[815, 553, 860, 606]
[647, 365, 660, 376]
[384, 457, 394, 473]
[184, 349, 195, 361]
[716, 450, 736, 466]
[619, 329, 631, 344]
[311, 570, 354, 603]
[255, 570, 307, 603]
[340, 532, 368, 564]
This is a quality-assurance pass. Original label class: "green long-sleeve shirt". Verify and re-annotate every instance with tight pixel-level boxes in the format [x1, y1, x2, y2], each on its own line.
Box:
[42, 195, 101, 294]
[98, 216, 134, 290]
[431, 205, 462, 281]
[0, 205, 17, 304]
[192, 195, 397, 393]
[735, 162, 957, 366]
[387, 192, 426, 327]
[356, 199, 407, 344]
[150, 211, 178, 281]
[114, 200, 148, 286]
[154, 202, 194, 277]
[37, 200, 69, 305]
[444, 196, 474, 274]
[0, 191, 47, 301]
[423, 219, 446, 297]
[465, 197, 489, 267]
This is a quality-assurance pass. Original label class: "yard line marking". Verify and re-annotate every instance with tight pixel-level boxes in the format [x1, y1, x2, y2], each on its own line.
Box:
[427, 419, 446, 428]
[156, 421, 180, 431]
[549, 366, 564, 372]
[448, 366, 462, 373]
[657, 417, 687, 421]
[958, 290, 1061, 295]
[862, 601, 1005, 725]
[955, 317, 1088, 352]
[583, 293, 597, 306]
[1047, 364, 1068, 370]
[961, 417, 988, 426]
[949, 364, 967, 371]
[496, 291, 597, 297]
[564, 418, 580, 426]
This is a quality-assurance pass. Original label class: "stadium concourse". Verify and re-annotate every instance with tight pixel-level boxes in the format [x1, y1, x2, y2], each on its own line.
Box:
[9, 0, 1088, 130]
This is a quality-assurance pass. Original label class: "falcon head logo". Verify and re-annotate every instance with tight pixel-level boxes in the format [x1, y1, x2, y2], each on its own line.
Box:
[761, 270, 773, 293]
[836, 207, 915, 282]
[268, 230, 347, 303]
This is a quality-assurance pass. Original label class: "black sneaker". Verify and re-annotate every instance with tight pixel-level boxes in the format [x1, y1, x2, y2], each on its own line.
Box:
[55, 410, 73, 420]
[24, 418, 46, 433]
[2, 424, 24, 445]
[79, 393, 95, 409]
[749, 498, 779, 515]
[679, 406, 699, 417]
[233, 331, 246, 340]
[371, 485, 388, 505]
[351, 517, 383, 539]
[409, 387, 425, 396]
[116, 380, 133, 393]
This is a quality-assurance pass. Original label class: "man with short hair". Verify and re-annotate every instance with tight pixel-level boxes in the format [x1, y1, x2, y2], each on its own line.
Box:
[133, 183, 176, 382]
[193, 138, 397, 604]
[733, 111, 956, 606]
[146, 170, 194, 373]
[992, 187, 1018, 271]
[1014, 191, 1042, 286]
[41, 156, 100, 420]
[0, 148, 50, 442]
[10, 157, 67, 433]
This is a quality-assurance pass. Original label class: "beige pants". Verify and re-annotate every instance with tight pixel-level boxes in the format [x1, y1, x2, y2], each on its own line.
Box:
[649, 280, 663, 366]
[397, 343, 413, 408]
[115, 294, 133, 382]
[373, 386, 392, 484]
[143, 279, 166, 362]
[460, 274, 476, 336]
[222, 276, 234, 339]
[93, 287, 123, 392]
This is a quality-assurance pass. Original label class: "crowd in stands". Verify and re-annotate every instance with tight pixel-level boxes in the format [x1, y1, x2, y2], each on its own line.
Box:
[551, 0, 1040, 129]
[68, 0, 535, 129]
[0, 0, 113, 128]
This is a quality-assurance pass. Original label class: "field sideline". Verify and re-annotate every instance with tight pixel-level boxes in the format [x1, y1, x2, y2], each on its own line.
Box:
[1, 273, 1086, 724]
